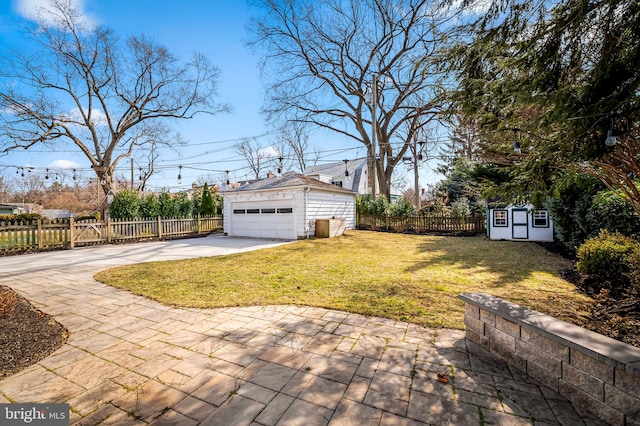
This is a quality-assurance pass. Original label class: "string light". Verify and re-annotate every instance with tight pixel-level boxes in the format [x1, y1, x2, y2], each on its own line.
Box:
[177, 165, 183, 184]
[604, 118, 618, 147]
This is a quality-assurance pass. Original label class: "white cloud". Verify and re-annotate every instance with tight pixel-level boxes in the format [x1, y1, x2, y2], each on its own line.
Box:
[258, 145, 281, 158]
[58, 107, 108, 126]
[48, 159, 81, 169]
[454, 0, 492, 13]
[13, 0, 98, 30]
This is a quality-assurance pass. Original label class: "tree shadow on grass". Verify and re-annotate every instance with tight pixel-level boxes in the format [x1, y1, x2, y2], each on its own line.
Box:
[404, 235, 572, 288]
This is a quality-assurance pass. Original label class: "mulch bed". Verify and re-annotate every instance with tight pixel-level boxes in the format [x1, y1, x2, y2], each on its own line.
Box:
[0, 285, 68, 379]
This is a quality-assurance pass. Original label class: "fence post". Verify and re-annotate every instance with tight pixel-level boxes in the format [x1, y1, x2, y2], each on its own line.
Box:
[69, 217, 75, 249]
[157, 216, 163, 239]
[106, 216, 112, 243]
[196, 213, 201, 234]
[37, 218, 43, 249]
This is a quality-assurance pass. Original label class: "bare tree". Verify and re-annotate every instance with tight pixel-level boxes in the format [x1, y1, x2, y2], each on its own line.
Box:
[0, 0, 229, 196]
[275, 122, 315, 172]
[11, 173, 46, 207]
[0, 173, 13, 203]
[136, 142, 160, 191]
[249, 0, 455, 200]
[234, 138, 268, 179]
[438, 115, 482, 174]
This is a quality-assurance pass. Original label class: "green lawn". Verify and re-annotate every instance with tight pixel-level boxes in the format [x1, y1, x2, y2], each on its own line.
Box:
[94, 230, 594, 329]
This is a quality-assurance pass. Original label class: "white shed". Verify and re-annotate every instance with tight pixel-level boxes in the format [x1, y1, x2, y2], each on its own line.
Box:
[487, 205, 554, 242]
[223, 173, 356, 240]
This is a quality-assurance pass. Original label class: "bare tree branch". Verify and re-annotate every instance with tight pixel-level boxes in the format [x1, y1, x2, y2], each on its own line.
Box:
[248, 0, 456, 199]
[0, 0, 229, 195]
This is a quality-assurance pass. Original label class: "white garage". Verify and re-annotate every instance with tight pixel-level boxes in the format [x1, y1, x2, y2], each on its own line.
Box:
[223, 173, 356, 240]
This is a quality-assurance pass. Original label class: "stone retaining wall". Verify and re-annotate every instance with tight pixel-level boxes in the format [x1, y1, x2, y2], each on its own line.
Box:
[459, 293, 640, 426]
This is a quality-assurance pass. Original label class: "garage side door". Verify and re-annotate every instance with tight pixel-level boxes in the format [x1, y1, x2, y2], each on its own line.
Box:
[230, 201, 295, 239]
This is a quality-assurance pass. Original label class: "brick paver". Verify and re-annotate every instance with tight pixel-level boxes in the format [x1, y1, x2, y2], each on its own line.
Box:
[0, 237, 609, 425]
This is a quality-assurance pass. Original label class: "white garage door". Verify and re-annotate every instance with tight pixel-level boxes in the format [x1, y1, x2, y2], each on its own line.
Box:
[230, 200, 296, 239]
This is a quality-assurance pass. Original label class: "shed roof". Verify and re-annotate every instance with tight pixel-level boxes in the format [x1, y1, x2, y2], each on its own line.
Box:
[224, 172, 355, 195]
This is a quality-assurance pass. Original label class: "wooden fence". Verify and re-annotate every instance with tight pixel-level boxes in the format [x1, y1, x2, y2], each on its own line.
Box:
[357, 213, 486, 234]
[0, 215, 223, 254]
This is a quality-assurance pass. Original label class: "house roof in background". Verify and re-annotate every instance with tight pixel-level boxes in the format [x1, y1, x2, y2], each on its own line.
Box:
[304, 158, 367, 177]
[41, 209, 77, 219]
[304, 157, 368, 193]
[224, 172, 355, 194]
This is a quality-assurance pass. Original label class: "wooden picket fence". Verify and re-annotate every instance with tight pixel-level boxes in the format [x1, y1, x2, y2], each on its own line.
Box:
[0, 215, 223, 254]
[357, 213, 486, 234]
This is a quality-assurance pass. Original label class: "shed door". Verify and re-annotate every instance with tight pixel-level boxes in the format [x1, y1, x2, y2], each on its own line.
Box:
[230, 200, 296, 239]
[512, 209, 529, 239]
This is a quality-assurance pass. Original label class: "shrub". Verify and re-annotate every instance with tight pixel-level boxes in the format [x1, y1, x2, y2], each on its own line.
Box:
[548, 174, 640, 252]
[388, 197, 416, 217]
[109, 189, 140, 219]
[139, 194, 160, 218]
[586, 191, 640, 238]
[174, 193, 192, 218]
[576, 230, 638, 295]
[625, 247, 640, 296]
[451, 197, 471, 218]
[357, 195, 390, 216]
[0, 213, 43, 222]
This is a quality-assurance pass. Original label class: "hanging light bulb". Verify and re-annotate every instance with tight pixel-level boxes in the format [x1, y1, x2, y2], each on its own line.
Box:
[225, 170, 230, 185]
[277, 157, 284, 175]
[177, 165, 183, 184]
[513, 129, 521, 153]
[72, 169, 77, 181]
[604, 119, 618, 147]
[344, 159, 349, 177]
[45, 168, 49, 180]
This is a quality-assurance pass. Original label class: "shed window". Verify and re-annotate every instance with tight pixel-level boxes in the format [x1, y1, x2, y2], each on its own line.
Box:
[493, 210, 508, 227]
[261, 208, 276, 214]
[533, 210, 549, 227]
[233, 209, 246, 214]
[277, 208, 293, 214]
[246, 209, 260, 214]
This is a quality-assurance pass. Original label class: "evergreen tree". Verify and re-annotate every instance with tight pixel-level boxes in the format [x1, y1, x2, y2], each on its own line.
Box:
[200, 183, 215, 216]
[453, 0, 640, 212]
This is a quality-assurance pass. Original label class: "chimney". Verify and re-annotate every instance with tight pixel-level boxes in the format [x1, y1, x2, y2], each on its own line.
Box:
[267, 172, 275, 178]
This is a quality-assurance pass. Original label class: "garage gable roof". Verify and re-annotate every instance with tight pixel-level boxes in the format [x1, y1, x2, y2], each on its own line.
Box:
[224, 173, 355, 194]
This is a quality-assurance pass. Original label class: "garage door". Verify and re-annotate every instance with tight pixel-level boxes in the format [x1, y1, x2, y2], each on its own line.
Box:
[230, 200, 296, 239]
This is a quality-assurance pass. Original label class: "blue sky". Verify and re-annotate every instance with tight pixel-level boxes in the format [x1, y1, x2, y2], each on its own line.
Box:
[0, 0, 441, 193]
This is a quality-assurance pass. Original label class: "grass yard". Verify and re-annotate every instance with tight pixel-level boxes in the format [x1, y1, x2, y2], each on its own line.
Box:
[94, 230, 594, 329]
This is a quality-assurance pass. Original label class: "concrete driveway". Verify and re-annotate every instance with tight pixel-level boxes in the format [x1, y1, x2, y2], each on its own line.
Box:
[0, 235, 604, 425]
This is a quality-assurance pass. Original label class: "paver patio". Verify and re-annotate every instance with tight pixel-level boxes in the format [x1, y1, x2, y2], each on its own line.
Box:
[0, 236, 609, 425]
